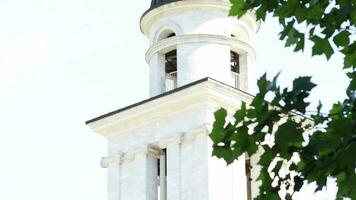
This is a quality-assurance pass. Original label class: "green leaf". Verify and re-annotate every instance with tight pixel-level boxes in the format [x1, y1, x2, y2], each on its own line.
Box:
[292, 76, 316, 91]
[272, 160, 283, 175]
[210, 108, 227, 144]
[343, 47, 356, 69]
[231, 126, 250, 159]
[294, 176, 304, 191]
[258, 147, 275, 166]
[346, 71, 356, 92]
[279, 20, 295, 40]
[233, 102, 246, 124]
[257, 73, 268, 93]
[333, 31, 350, 47]
[294, 33, 305, 52]
[311, 36, 334, 60]
[229, 0, 247, 17]
[255, 5, 267, 20]
[276, 0, 298, 17]
[212, 145, 233, 164]
[274, 120, 303, 153]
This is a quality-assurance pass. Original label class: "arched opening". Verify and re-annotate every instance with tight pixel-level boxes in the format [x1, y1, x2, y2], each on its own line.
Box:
[158, 31, 177, 92]
[230, 51, 240, 89]
[166, 33, 175, 38]
[165, 49, 177, 91]
[157, 30, 176, 42]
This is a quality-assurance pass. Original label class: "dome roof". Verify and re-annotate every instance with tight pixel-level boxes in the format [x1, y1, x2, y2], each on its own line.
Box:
[150, 0, 180, 9]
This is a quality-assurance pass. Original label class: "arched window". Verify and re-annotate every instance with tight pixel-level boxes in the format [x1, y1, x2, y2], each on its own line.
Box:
[165, 49, 177, 91]
[166, 33, 175, 38]
[159, 32, 177, 92]
[230, 51, 240, 89]
[157, 30, 176, 42]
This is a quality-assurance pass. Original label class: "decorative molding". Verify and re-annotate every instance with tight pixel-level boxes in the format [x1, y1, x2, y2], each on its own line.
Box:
[182, 124, 211, 143]
[152, 21, 183, 44]
[100, 153, 122, 168]
[159, 134, 183, 149]
[88, 79, 254, 136]
[134, 146, 161, 158]
[145, 34, 256, 64]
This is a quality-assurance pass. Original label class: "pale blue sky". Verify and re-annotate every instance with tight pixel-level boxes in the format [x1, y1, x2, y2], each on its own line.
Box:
[0, 0, 348, 199]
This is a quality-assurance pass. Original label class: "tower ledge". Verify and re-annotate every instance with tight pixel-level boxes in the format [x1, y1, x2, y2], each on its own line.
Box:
[86, 77, 254, 138]
[145, 33, 256, 64]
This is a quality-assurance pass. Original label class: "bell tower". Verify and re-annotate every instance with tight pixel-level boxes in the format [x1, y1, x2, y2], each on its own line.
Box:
[141, 0, 258, 96]
[86, 1, 259, 200]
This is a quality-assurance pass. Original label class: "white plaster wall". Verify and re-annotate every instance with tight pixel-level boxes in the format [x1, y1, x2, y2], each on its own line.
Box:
[239, 53, 249, 91]
[107, 165, 120, 200]
[177, 42, 231, 86]
[107, 103, 208, 154]
[207, 145, 248, 200]
[120, 161, 134, 200]
[104, 100, 248, 200]
[205, 100, 248, 200]
[149, 53, 166, 96]
[133, 151, 158, 200]
[166, 141, 181, 200]
[91, 70, 258, 200]
[149, 11, 253, 43]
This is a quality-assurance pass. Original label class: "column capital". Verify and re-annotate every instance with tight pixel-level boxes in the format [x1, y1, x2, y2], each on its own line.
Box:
[134, 146, 161, 158]
[182, 124, 211, 143]
[159, 134, 182, 149]
[100, 153, 123, 168]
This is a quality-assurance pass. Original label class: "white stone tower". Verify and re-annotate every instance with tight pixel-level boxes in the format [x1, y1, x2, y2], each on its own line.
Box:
[86, 1, 259, 200]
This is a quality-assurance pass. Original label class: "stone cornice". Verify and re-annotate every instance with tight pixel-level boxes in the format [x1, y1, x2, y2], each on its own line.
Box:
[145, 34, 256, 63]
[87, 78, 254, 138]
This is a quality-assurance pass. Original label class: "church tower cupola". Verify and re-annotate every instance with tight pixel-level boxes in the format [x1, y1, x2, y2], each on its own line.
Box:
[141, 0, 259, 97]
[87, 2, 261, 200]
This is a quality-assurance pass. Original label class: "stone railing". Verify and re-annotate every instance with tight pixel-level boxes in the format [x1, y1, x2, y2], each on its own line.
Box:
[165, 71, 177, 91]
[231, 71, 240, 89]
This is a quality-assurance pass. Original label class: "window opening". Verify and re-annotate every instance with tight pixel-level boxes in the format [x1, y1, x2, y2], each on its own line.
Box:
[157, 149, 167, 200]
[157, 31, 176, 42]
[167, 33, 176, 38]
[165, 50, 177, 91]
[230, 51, 240, 89]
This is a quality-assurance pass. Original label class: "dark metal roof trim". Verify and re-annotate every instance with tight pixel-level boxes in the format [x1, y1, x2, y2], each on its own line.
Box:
[85, 77, 254, 125]
[86, 77, 207, 124]
[141, 0, 181, 23]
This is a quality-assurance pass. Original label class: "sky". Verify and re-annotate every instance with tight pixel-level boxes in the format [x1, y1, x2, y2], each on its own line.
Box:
[0, 0, 349, 200]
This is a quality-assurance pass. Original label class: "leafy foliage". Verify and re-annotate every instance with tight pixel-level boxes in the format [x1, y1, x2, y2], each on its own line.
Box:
[211, 73, 356, 199]
[229, 0, 355, 67]
[210, 0, 356, 199]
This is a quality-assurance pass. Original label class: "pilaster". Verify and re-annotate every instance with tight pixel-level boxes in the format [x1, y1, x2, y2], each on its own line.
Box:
[160, 135, 182, 200]
[133, 146, 159, 200]
[101, 154, 122, 200]
[181, 126, 210, 200]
